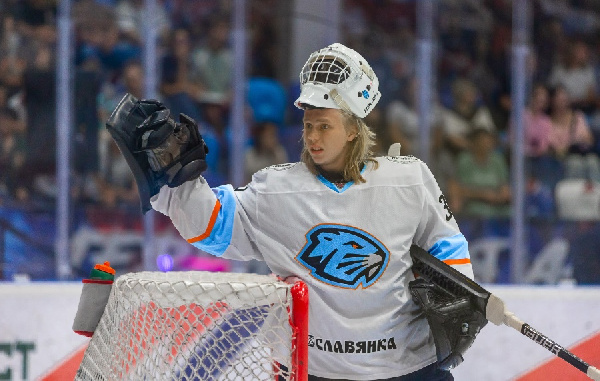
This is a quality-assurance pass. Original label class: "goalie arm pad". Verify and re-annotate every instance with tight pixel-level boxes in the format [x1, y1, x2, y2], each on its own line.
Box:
[106, 94, 209, 213]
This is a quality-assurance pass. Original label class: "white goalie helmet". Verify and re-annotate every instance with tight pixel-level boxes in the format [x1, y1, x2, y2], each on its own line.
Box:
[295, 43, 381, 119]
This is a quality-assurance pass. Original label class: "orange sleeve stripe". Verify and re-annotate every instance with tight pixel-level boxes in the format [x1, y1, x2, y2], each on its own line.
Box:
[443, 258, 471, 266]
[187, 200, 222, 243]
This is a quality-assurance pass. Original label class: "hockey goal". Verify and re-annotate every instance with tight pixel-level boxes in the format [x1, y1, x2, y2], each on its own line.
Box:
[76, 271, 309, 381]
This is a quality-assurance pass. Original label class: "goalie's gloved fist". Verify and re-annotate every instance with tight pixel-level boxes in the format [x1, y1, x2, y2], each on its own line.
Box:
[106, 93, 209, 213]
[409, 278, 487, 371]
[135, 109, 208, 188]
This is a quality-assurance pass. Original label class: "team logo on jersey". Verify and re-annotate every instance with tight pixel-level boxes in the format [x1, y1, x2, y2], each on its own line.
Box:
[296, 224, 389, 288]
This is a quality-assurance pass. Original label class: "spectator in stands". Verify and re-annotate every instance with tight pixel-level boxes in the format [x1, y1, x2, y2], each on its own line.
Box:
[467, 33, 499, 108]
[123, 61, 144, 101]
[455, 128, 511, 218]
[547, 85, 600, 182]
[525, 169, 555, 219]
[385, 18, 416, 96]
[539, 0, 600, 38]
[169, 0, 223, 42]
[523, 83, 553, 158]
[95, 61, 144, 209]
[244, 121, 289, 183]
[72, 67, 103, 206]
[22, 33, 57, 200]
[197, 99, 230, 185]
[0, 79, 25, 132]
[95, 138, 139, 209]
[533, 17, 568, 82]
[159, 27, 203, 121]
[114, 0, 171, 45]
[520, 83, 557, 214]
[442, 77, 496, 155]
[249, 1, 278, 78]
[12, 0, 56, 44]
[0, 13, 24, 86]
[548, 39, 599, 114]
[192, 16, 232, 105]
[386, 76, 444, 156]
[439, 0, 494, 37]
[96, 23, 141, 78]
[98, 60, 145, 124]
[0, 39, 26, 114]
[75, 13, 141, 78]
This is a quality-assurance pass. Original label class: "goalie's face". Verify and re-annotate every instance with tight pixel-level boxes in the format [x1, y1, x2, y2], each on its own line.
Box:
[302, 108, 357, 173]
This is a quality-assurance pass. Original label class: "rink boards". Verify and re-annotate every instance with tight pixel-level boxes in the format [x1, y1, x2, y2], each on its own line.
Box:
[0, 282, 598, 380]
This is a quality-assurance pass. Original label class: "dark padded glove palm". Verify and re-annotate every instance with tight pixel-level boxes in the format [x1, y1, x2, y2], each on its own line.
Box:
[409, 278, 487, 370]
[135, 109, 208, 188]
[106, 93, 208, 213]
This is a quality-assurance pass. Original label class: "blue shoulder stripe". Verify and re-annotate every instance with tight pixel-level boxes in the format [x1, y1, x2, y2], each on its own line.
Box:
[428, 234, 470, 261]
[189, 185, 235, 256]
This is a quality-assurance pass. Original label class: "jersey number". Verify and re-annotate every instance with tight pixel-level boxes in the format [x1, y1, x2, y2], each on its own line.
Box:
[439, 194, 453, 221]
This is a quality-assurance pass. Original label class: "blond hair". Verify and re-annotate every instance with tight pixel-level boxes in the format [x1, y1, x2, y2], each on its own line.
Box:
[301, 109, 379, 183]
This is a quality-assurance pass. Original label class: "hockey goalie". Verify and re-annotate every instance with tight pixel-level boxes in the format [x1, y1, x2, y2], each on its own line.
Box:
[75, 42, 489, 381]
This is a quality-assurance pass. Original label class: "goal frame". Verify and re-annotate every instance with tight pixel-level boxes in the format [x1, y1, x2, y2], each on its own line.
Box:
[76, 271, 310, 381]
[289, 281, 309, 381]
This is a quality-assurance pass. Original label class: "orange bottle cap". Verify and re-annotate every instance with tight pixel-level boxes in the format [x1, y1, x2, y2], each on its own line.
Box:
[94, 261, 115, 275]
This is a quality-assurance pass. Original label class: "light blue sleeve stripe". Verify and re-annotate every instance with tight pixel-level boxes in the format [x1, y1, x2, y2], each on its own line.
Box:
[190, 185, 236, 257]
[428, 234, 470, 261]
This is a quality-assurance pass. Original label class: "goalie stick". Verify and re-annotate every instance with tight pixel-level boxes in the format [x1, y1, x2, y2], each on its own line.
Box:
[410, 245, 600, 381]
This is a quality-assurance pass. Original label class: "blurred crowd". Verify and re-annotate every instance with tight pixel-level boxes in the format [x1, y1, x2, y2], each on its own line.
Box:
[1, 0, 599, 216]
[1, 0, 600, 281]
[0, 0, 289, 212]
[344, 0, 600, 223]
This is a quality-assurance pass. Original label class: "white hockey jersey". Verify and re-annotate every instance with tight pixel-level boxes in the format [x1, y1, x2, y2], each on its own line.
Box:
[151, 155, 473, 380]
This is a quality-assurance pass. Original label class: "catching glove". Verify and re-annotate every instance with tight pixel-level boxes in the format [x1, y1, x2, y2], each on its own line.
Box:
[106, 94, 209, 213]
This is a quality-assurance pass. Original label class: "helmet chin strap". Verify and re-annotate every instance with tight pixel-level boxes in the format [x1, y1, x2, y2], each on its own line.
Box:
[329, 89, 355, 116]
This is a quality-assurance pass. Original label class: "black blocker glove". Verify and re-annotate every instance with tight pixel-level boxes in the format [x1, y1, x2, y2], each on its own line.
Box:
[409, 278, 487, 371]
[106, 93, 209, 213]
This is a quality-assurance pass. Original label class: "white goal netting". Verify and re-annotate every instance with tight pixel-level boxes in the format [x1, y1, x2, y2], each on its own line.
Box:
[76, 271, 308, 381]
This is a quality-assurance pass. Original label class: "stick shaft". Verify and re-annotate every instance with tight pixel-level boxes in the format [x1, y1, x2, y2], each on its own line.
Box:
[519, 323, 590, 373]
[501, 308, 599, 379]
[503, 314, 598, 380]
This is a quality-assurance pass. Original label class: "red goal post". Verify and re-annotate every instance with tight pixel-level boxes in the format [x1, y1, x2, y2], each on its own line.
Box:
[76, 271, 309, 381]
